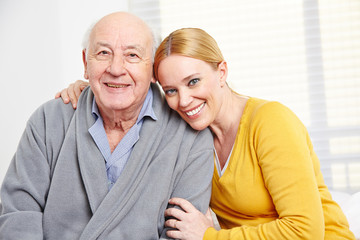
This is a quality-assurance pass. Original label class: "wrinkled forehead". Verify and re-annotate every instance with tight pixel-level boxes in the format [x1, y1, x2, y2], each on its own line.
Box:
[89, 17, 153, 54]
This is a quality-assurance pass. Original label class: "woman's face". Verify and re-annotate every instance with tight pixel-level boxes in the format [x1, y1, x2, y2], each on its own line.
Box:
[157, 54, 226, 131]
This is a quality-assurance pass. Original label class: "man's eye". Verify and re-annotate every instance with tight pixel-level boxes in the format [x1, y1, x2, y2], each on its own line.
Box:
[125, 53, 141, 63]
[95, 50, 111, 60]
[98, 50, 109, 55]
[188, 78, 200, 86]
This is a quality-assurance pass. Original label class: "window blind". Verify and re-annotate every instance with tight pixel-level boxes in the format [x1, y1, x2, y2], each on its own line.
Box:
[130, 0, 360, 193]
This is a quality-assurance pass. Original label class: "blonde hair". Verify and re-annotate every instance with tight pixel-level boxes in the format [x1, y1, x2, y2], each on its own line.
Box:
[154, 28, 224, 80]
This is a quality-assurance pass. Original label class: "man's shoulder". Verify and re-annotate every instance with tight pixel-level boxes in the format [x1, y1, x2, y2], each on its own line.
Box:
[26, 98, 77, 131]
[35, 98, 75, 118]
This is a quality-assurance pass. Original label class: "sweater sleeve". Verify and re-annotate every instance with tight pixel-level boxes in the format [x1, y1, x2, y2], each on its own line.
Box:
[0, 112, 49, 239]
[204, 101, 325, 240]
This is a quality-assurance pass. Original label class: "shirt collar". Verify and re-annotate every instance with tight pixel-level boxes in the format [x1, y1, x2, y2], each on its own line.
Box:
[91, 87, 157, 123]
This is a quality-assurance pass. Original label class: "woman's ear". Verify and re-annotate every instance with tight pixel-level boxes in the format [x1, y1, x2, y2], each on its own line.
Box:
[82, 49, 89, 79]
[218, 61, 228, 87]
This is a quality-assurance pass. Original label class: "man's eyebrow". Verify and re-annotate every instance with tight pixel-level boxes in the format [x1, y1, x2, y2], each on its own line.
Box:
[95, 41, 112, 48]
[123, 45, 145, 53]
[93, 42, 147, 55]
[94, 42, 143, 50]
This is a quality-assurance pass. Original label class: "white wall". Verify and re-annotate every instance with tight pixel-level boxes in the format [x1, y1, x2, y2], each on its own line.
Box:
[0, 0, 128, 186]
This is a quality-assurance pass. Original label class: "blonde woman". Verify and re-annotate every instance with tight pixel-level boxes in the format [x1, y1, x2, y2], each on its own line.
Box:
[58, 28, 355, 240]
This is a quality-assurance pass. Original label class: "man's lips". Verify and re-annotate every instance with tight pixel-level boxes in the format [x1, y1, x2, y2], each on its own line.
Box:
[105, 83, 129, 88]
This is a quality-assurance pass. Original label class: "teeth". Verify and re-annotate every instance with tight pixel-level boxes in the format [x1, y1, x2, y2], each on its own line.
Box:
[106, 83, 127, 88]
[186, 103, 205, 116]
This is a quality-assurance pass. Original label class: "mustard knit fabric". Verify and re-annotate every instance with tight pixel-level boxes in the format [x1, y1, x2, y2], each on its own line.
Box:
[204, 98, 355, 240]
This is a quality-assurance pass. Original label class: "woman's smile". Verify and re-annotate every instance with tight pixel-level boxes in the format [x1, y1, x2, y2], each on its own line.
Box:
[184, 102, 206, 117]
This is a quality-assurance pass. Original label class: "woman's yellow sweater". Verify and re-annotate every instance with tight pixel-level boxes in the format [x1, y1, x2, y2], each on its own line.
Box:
[204, 98, 355, 240]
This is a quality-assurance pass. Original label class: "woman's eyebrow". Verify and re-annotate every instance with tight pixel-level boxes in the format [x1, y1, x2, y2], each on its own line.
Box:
[182, 73, 200, 82]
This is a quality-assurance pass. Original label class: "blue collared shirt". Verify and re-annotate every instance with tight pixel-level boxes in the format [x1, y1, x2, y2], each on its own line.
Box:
[89, 88, 157, 190]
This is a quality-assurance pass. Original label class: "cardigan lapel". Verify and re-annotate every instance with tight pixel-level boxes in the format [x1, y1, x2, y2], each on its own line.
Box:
[78, 84, 167, 239]
[75, 87, 108, 214]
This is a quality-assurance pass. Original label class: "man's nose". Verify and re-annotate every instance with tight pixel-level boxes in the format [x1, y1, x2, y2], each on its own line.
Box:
[107, 55, 126, 76]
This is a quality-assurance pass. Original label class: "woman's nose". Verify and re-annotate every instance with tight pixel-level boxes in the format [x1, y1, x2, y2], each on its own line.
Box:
[179, 91, 192, 108]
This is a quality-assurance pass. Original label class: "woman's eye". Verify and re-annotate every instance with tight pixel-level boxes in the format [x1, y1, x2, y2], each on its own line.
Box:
[164, 89, 177, 96]
[188, 78, 199, 86]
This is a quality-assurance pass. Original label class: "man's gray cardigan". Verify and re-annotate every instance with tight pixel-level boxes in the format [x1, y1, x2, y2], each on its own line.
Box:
[0, 83, 214, 239]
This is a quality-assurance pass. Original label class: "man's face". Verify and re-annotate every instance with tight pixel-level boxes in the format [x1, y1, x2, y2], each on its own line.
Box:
[83, 13, 155, 115]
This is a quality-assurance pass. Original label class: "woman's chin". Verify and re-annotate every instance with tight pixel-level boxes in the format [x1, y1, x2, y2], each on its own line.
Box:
[187, 121, 209, 131]
[178, 112, 210, 131]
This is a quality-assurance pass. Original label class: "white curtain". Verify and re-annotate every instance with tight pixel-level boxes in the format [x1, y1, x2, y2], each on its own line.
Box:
[130, 0, 360, 193]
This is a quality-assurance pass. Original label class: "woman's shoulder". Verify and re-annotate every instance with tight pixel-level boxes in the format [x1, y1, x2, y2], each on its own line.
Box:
[243, 97, 304, 131]
[246, 97, 296, 119]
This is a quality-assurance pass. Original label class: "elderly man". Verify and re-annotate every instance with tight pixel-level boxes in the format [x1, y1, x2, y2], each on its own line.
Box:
[0, 12, 213, 239]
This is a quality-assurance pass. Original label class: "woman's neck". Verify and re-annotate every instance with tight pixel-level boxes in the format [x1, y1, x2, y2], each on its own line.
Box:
[210, 89, 248, 167]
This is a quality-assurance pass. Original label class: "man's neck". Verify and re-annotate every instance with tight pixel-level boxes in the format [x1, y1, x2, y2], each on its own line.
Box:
[100, 106, 142, 153]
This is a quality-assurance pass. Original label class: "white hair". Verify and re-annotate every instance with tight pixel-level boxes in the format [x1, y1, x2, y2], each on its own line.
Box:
[82, 21, 96, 50]
[81, 19, 160, 63]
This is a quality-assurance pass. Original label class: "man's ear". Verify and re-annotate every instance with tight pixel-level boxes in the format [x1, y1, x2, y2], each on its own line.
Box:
[150, 75, 156, 83]
[82, 49, 89, 79]
[218, 61, 228, 87]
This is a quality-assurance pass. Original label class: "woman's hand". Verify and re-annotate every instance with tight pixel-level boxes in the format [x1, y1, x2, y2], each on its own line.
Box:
[165, 198, 214, 240]
[55, 80, 89, 109]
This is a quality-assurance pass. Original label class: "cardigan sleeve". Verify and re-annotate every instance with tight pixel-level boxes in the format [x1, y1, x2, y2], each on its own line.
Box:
[160, 128, 214, 239]
[171, 128, 213, 211]
[204, 101, 325, 240]
[0, 99, 74, 239]
[173, 131, 213, 208]
[0, 113, 50, 239]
